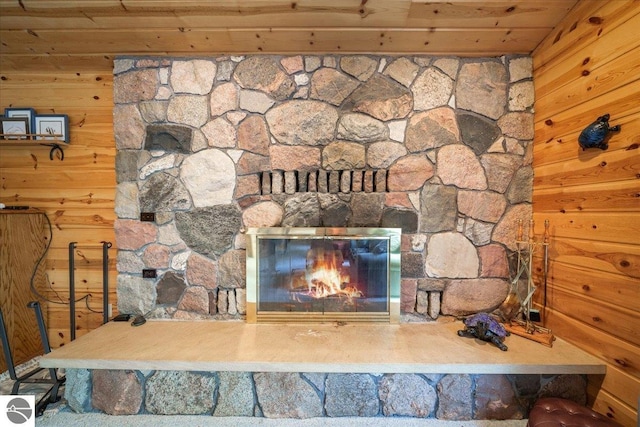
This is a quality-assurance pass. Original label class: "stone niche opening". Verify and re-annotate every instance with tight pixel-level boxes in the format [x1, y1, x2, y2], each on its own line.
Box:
[246, 227, 401, 323]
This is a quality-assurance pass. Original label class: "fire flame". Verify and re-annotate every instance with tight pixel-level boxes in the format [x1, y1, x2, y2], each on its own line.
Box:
[303, 245, 362, 299]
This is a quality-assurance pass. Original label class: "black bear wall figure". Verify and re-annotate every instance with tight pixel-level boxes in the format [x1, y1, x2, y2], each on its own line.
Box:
[578, 114, 621, 151]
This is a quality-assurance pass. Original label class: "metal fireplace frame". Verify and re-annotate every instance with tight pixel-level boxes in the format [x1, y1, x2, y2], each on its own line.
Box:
[245, 227, 401, 324]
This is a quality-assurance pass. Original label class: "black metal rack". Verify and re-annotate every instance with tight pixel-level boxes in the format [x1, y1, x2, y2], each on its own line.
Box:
[0, 301, 65, 416]
[68, 241, 111, 341]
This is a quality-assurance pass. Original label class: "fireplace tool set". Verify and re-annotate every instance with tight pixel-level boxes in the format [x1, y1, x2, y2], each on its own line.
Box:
[498, 219, 555, 347]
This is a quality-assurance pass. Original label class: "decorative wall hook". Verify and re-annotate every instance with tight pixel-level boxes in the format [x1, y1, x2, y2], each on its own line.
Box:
[578, 113, 621, 151]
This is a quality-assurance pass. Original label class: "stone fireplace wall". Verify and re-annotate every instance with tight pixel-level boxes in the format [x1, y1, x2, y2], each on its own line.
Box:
[113, 55, 533, 321]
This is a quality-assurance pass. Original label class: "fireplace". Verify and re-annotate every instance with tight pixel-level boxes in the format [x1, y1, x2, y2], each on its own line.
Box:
[246, 228, 401, 323]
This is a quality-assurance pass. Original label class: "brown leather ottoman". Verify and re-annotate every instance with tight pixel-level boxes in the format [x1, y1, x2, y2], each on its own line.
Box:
[527, 397, 622, 427]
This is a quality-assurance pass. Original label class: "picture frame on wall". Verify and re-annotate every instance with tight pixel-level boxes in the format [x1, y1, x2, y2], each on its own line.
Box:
[34, 114, 69, 143]
[4, 107, 36, 134]
[0, 117, 30, 140]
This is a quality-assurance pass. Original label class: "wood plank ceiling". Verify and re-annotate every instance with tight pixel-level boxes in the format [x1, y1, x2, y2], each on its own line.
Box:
[0, 0, 578, 72]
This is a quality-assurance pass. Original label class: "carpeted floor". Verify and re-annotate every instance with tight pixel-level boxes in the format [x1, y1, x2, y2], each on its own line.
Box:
[36, 408, 529, 427]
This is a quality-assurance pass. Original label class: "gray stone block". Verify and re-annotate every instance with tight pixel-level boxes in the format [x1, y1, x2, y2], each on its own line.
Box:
[325, 374, 379, 417]
[145, 371, 217, 415]
[64, 368, 92, 413]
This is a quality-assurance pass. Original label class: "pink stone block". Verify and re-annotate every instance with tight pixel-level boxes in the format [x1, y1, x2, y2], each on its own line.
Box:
[351, 170, 363, 192]
[401, 279, 418, 313]
[363, 170, 374, 193]
[478, 244, 509, 278]
[92, 370, 142, 415]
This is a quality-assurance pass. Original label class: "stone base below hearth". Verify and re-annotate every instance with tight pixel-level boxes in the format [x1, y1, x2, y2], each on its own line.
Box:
[40, 319, 605, 420]
[66, 369, 589, 420]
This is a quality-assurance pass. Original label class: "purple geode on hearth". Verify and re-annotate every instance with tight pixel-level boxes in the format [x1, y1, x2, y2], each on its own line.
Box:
[457, 312, 510, 351]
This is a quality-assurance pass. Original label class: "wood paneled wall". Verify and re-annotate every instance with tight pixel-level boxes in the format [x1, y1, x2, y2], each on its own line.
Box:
[532, 1, 639, 425]
[0, 69, 116, 348]
[0, 2, 638, 424]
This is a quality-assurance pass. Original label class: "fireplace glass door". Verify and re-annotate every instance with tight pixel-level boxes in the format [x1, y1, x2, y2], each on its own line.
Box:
[246, 228, 400, 323]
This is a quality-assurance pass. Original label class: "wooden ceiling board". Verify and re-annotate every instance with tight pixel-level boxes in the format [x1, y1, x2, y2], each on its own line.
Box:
[0, 1, 411, 29]
[0, 1, 576, 29]
[0, 27, 548, 55]
[0, 0, 580, 72]
[224, 27, 549, 54]
[407, 1, 578, 28]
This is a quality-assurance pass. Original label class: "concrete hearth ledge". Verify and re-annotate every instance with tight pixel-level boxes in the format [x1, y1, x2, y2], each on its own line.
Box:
[39, 319, 605, 374]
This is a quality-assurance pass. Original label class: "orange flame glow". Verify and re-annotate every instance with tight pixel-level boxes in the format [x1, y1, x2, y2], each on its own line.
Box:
[302, 245, 362, 299]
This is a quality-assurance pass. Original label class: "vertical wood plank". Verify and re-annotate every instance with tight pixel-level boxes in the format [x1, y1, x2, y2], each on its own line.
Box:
[533, 1, 640, 423]
[0, 211, 49, 371]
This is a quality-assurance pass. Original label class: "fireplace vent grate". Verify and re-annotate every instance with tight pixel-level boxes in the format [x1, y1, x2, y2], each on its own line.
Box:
[260, 169, 388, 195]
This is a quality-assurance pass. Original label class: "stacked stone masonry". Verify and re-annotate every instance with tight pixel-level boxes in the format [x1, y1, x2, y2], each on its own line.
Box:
[113, 55, 534, 321]
[66, 368, 587, 420]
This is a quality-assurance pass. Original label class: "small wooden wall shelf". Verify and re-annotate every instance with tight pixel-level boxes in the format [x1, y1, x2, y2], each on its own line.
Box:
[0, 133, 68, 160]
